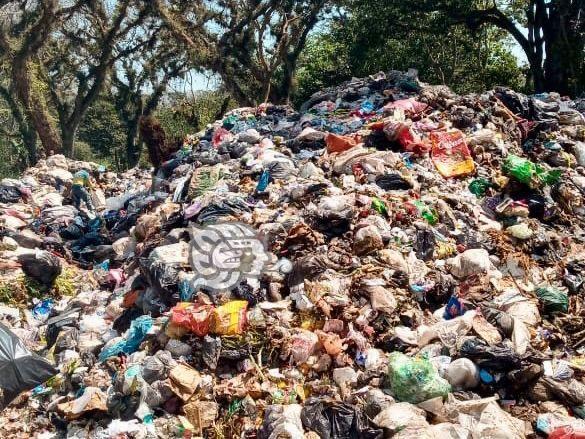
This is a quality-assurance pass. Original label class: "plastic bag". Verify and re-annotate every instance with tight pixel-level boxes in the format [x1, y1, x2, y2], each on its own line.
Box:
[211, 301, 248, 335]
[503, 154, 561, 187]
[387, 352, 451, 404]
[383, 98, 429, 115]
[383, 121, 428, 155]
[445, 358, 479, 389]
[301, 398, 383, 439]
[375, 174, 412, 191]
[256, 170, 271, 192]
[536, 287, 569, 314]
[259, 404, 304, 439]
[373, 402, 428, 432]
[18, 250, 62, 287]
[430, 130, 475, 178]
[99, 315, 153, 361]
[325, 133, 361, 154]
[0, 323, 57, 409]
[170, 302, 214, 337]
[469, 178, 492, 197]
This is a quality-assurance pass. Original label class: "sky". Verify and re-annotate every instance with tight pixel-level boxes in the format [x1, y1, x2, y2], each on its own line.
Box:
[174, 23, 530, 93]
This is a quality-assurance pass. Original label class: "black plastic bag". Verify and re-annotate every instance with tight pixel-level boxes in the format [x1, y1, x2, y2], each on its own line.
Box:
[201, 336, 221, 370]
[301, 398, 383, 439]
[375, 174, 412, 191]
[458, 337, 522, 370]
[0, 323, 57, 409]
[232, 280, 265, 306]
[45, 308, 81, 349]
[195, 198, 251, 224]
[414, 228, 436, 261]
[60, 224, 84, 240]
[0, 185, 21, 203]
[18, 250, 62, 287]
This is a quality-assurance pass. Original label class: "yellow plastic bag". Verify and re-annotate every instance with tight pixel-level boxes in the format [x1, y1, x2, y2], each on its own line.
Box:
[211, 300, 248, 335]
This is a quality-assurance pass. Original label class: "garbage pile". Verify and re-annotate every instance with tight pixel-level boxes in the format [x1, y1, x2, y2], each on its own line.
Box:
[2, 70, 585, 438]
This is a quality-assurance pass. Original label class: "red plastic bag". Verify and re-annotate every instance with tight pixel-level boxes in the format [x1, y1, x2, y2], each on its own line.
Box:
[212, 127, 234, 147]
[549, 427, 585, 439]
[383, 121, 429, 155]
[170, 303, 214, 337]
[430, 129, 475, 178]
[325, 133, 361, 154]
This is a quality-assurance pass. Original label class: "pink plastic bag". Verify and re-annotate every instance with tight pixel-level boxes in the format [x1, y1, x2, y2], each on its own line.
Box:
[384, 98, 429, 116]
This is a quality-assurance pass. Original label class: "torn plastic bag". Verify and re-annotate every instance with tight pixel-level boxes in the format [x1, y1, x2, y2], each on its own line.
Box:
[536, 287, 569, 314]
[170, 303, 214, 337]
[0, 322, 57, 409]
[18, 250, 62, 287]
[540, 377, 585, 406]
[99, 315, 153, 361]
[259, 404, 304, 439]
[430, 129, 475, 178]
[458, 337, 522, 370]
[0, 185, 22, 203]
[195, 197, 251, 224]
[45, 308, 81, 349]
[301, 398, 383, 439]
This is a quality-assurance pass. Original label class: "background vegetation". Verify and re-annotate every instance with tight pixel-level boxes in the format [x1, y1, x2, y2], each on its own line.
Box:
[0, 0, 581, 177]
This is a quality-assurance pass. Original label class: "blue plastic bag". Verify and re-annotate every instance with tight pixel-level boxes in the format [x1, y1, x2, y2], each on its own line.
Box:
[444, 295, 465, 320]
[256, 170, 271, 192]
[32, 299, 54, 321]
[99, 315, 153, 361]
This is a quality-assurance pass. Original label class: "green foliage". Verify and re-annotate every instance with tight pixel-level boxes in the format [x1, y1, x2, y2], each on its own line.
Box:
[0, 138, 29, 179]
[293, 0, 526, 104]
[156, 90, 235, 141]
[77, 96, 127, 170]
[294, 33, 353, 106]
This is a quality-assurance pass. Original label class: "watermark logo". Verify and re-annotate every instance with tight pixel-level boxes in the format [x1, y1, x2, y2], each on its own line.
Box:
[188, 222, 272, 291]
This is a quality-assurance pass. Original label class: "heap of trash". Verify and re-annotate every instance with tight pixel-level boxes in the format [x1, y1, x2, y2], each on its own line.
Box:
[2, 70, 585, 438]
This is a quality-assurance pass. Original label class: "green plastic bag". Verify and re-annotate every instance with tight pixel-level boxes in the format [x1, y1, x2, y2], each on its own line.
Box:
[468, 178, 492, 197]
[372, 198, 388, 216]
[414, 200, 439, 225]
[502, 155, 562, 187]
[536, 287, 568, 314]
[387, 352, 451, 404]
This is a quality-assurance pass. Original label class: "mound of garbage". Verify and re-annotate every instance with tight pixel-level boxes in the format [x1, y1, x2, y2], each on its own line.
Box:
[2, 70, 585, 438]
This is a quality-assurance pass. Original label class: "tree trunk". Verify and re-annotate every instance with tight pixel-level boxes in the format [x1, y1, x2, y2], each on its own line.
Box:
[61, 127, 76, 157]
[23, 129, 38, 165]
[12, 58, 62, 155]
[126, 118, 141, 168]
[541, 3, 584, 95]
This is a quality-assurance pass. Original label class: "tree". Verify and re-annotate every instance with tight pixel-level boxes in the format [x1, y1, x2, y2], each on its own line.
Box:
[397, 0, 585, 95]
[112, 36, 188, 168]
[0, 0, 156, 159]
[472, 1, 584, 95]
[294, 0, 524, 103]
[44, 0, 156, 156]
[78, 94, 126, 170]
[153, 0, 329, 106]
[0, 0, 79, 157]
